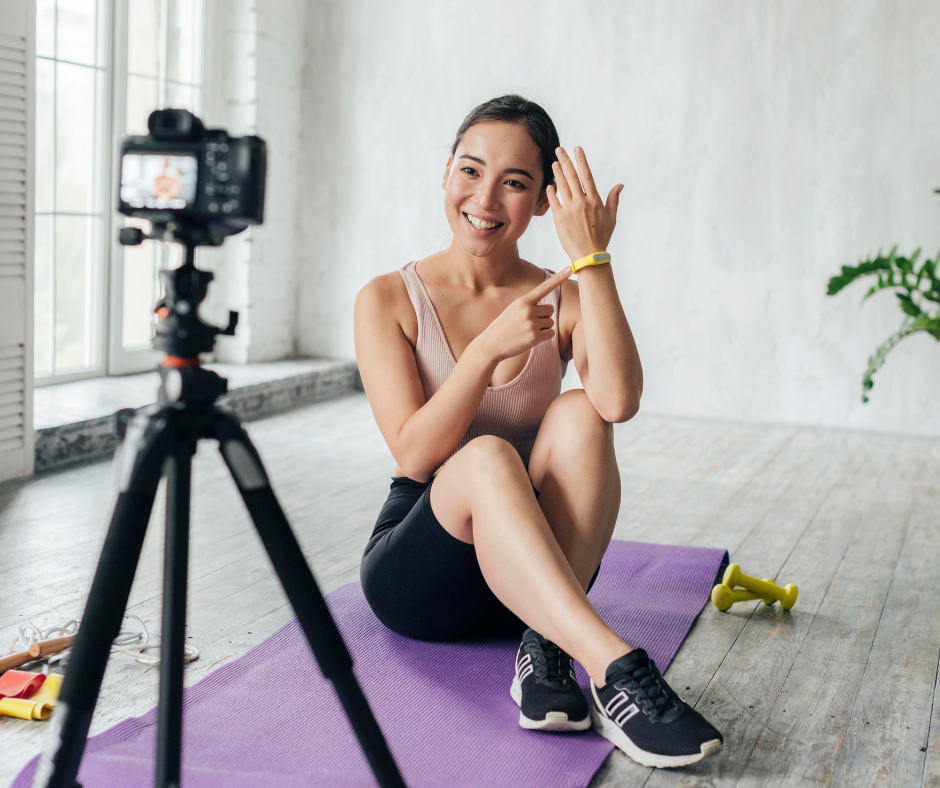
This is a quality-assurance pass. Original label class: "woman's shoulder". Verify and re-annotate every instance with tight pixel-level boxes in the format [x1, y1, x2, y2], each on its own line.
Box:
[356, 264, 418, 346]
[358, 260, 413, 298]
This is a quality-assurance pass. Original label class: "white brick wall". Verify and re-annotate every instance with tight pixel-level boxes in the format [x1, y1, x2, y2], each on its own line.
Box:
[201, 0, 305, 363]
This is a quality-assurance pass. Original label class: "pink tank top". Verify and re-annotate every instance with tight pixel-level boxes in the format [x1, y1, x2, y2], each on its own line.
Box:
[399, 260, 564, 468]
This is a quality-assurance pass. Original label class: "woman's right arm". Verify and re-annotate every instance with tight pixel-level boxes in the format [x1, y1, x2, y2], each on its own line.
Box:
[354, 275, 500, 482]
[354, 268, 572, 482]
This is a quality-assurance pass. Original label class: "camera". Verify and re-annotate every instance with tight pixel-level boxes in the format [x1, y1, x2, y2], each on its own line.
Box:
[118, 108, 266, 246]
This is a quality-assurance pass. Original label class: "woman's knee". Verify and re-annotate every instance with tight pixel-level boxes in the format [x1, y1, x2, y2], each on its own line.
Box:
[461, 435, 527, 476]
[544, 389, 612, 438]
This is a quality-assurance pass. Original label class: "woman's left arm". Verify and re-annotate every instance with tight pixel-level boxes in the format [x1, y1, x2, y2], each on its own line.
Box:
[547, 146, 642, 423]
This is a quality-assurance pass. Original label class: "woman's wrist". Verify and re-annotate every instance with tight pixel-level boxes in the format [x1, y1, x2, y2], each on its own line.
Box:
[466, 333, 503, 370]
[570, 251, 611, 273]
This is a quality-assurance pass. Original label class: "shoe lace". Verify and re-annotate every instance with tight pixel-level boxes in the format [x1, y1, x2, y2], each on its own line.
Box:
[613, 656, 682, 721]
[527, 635, 572, 688]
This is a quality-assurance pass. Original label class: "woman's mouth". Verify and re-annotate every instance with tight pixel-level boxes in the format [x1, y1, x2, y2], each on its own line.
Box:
[464, 212, 504, 234]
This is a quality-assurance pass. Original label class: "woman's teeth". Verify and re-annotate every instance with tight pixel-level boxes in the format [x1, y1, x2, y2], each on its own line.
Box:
[465, 213, 502, 231]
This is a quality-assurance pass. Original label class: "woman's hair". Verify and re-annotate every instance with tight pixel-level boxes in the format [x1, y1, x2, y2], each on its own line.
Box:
[450, 94, 560, 191]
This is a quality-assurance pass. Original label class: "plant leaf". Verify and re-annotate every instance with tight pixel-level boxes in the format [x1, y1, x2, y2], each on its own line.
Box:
[827, 254, 892, 296]
[922, 317, 940, 340]
[896, 292, 923, 317]
[860, 321, 916, 403]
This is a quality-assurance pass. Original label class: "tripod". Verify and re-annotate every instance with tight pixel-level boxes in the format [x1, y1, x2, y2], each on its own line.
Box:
[32, 243, 406, 788]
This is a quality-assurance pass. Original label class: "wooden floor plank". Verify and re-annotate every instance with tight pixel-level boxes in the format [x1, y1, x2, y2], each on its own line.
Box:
[831, 498, 940, 787]
[637, 489, 870, 788]
[734, 498, 913, 787]
[591, 427, 890, 788]
[926, 665, 940, 788]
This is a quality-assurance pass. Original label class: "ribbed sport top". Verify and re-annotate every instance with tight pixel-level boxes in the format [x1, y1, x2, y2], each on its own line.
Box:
[399, 260, 564, 469]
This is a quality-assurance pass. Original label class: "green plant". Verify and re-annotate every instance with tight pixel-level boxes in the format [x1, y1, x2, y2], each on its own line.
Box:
[827, 192, 940, 402]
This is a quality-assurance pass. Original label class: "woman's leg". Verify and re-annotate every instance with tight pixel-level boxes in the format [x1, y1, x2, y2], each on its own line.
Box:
[429, 389, 629, 685]
[526, 388, 621, 592]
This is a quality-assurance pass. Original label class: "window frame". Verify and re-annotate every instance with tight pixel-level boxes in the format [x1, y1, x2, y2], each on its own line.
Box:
[105, 0, 158, 376]
[32, 0, 113, 388]
[107, 0, 208, 376]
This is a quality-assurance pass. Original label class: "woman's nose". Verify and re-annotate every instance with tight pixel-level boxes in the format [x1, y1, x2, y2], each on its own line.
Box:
[476, 178, 501, 211]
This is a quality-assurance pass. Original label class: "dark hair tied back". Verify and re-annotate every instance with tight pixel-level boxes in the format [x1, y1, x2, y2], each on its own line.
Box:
[450, 94, 560, 191]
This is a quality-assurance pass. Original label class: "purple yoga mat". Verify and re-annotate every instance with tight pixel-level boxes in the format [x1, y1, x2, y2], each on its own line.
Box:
[14, 540, 727, 788]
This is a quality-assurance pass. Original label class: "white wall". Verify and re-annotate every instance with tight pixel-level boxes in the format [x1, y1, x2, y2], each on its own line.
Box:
[296, 0, 940, 437]
[200, 0, 306, 363]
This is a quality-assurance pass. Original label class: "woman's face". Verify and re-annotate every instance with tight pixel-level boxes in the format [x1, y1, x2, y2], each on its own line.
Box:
[442, 121, 549, 259]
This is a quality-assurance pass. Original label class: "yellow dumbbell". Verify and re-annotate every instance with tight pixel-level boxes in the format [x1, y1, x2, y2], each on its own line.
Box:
[711, 584, 764, 611]
[711, 578, 785, 610]
[722, 564, 798, 610]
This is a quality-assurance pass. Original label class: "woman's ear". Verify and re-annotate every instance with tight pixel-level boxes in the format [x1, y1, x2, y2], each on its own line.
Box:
[533, 188, 551, 217]
[442, 156, 452, 190]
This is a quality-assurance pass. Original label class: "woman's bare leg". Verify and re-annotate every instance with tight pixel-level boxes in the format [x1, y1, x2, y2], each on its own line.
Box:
[429, 391, 629, 685]
[527, 389, 622, 592]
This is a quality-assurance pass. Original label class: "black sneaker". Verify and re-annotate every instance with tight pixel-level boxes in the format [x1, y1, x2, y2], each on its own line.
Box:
[590, 649, 723, 768]
[509, 628, 591, 731]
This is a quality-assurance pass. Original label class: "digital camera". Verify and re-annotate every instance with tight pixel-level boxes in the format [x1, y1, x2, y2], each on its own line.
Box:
[118, 109, 266, 246]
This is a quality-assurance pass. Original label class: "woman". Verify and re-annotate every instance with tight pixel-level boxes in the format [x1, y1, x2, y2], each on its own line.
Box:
[354, 95, 722, 768]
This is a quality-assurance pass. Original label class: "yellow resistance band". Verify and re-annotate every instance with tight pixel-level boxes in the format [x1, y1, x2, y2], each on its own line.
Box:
[570, 251, 611, 273]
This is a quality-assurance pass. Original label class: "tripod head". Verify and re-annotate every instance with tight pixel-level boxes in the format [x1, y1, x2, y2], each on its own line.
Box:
[121, 225, 238, 362]
[119, 226, 238, 408]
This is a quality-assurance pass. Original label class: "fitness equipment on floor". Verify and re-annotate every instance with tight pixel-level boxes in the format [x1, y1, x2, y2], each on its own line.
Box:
[0, 672, 62, 721]
[711, 563, 798, 611]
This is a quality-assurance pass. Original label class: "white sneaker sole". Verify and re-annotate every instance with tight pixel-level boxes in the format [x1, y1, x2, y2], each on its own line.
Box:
[591, 706, 722, 768]
[509, 675, 592, 732]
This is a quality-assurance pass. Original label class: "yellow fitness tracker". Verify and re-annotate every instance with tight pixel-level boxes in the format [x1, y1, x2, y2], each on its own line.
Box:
[570, 251, 611, 273]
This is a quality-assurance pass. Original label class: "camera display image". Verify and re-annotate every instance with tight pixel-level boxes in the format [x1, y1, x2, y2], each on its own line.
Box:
[121, 153, 198, 209]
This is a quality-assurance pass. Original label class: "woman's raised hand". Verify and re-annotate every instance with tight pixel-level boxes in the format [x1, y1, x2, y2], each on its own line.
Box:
[479, 267, 573, 362]
[546, 146, 624, 262]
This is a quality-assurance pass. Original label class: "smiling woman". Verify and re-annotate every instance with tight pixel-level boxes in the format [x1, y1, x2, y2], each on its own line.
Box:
[353, 94, 722, 768]
[443, 95, 557, 253]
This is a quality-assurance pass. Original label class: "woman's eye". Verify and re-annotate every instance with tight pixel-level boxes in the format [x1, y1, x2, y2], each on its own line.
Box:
[506, 180, 525, 189]
[461, 167, 478, 176]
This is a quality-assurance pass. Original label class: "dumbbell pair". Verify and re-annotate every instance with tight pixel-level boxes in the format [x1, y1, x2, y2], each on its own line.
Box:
[711, 563, 798, 612]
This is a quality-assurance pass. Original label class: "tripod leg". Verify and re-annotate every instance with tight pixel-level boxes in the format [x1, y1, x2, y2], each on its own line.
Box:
[212, 412, 407, 788]
[156, 438, 196, 788]
[33, 408, 170, 788]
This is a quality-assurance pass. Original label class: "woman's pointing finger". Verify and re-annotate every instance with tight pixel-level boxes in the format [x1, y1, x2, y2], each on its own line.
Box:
[526, 266, 573, 304]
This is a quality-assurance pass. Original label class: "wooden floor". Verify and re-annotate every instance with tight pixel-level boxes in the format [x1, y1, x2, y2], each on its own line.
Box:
[1, 391, 938, 787]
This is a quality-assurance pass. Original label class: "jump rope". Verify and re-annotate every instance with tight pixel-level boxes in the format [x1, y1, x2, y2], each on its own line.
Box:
[6, 616, 199, 671]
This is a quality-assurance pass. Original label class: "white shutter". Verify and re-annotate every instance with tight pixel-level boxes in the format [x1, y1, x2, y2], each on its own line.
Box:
[0, 0, 34, 481]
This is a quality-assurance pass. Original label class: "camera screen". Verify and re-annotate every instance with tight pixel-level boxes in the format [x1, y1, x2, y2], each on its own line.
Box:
[121, 153, 198, 209]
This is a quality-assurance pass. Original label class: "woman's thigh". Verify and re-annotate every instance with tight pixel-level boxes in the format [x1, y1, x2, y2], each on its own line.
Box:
[360, 477, 525, 642]
[428, 435, 535, 545]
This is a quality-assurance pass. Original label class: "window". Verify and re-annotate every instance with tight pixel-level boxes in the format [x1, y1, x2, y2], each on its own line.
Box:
[115, 0, 204, 366]
[34, 0, 205, 382]
[33, 0, 108, 379]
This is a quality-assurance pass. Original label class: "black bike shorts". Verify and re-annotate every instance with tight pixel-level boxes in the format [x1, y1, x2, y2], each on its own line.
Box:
[360, 476, 600, 642]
